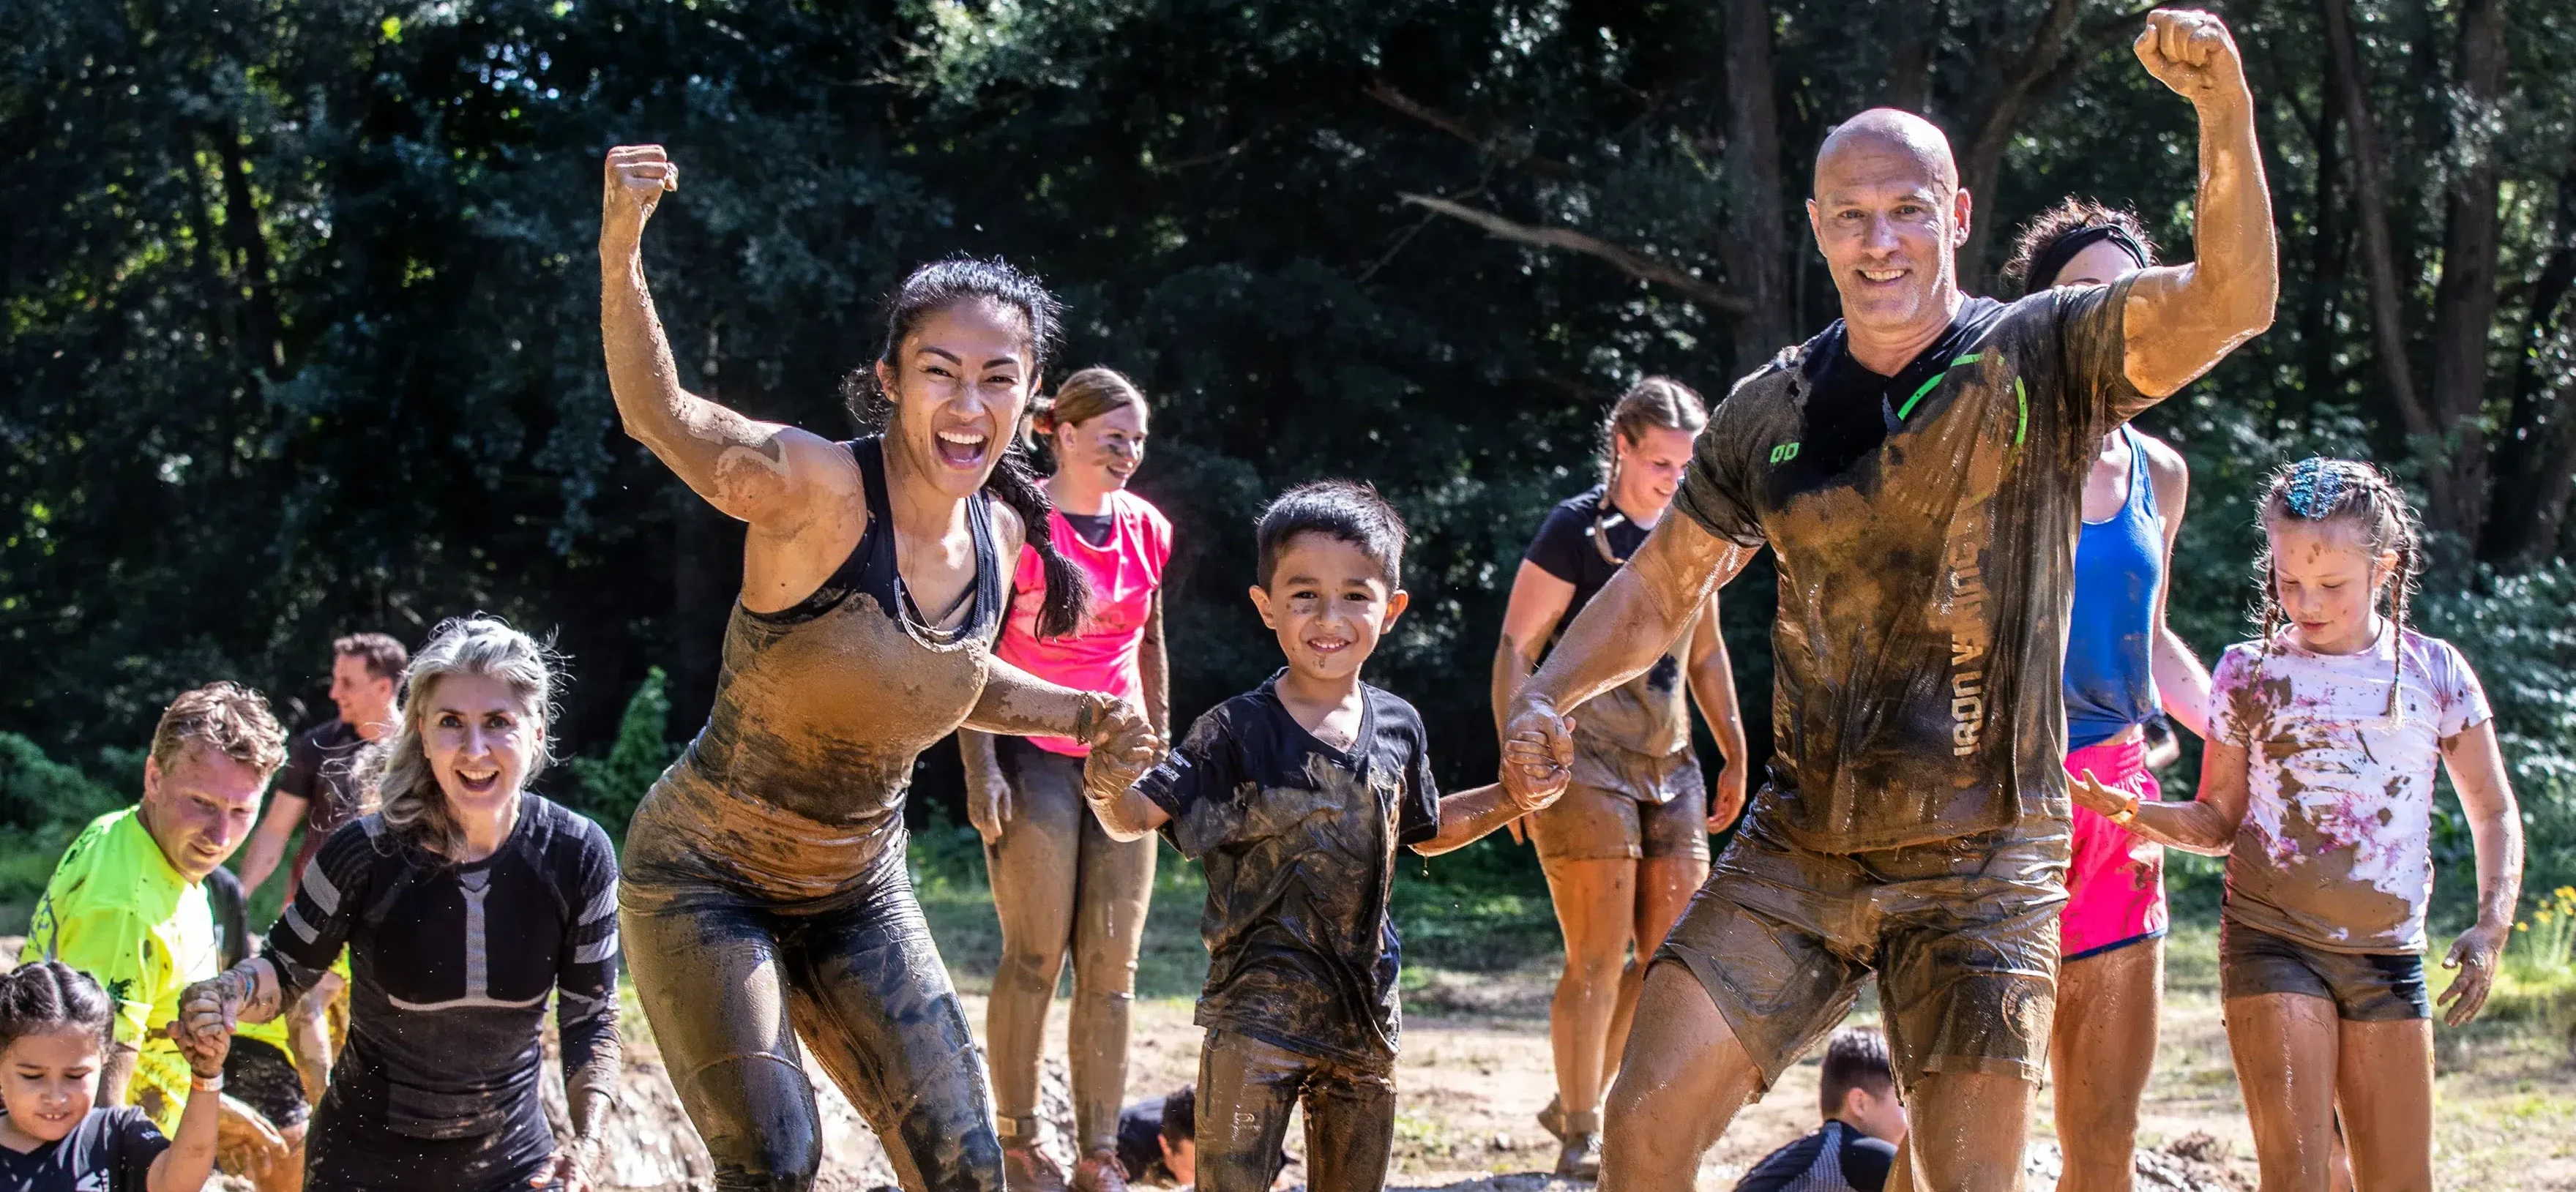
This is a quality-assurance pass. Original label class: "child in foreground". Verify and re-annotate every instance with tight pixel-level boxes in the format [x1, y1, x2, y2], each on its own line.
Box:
[1083, 480, 1569, 1192]
[0, 962, 223, 1192]
[2072, 457, 2523, 1191]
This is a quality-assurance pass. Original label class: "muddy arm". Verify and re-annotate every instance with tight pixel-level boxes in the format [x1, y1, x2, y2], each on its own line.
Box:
[2119, 12, 2277, 398]
[2083, 738, 2246, 855]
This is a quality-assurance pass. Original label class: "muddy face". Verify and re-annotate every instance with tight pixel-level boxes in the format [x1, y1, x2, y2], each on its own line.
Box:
[1050, 401, 1149, 495]
[1807, 110, 1971, 339]
[1249, 534, 1408, 689]
[2266, 519, 2394, 656]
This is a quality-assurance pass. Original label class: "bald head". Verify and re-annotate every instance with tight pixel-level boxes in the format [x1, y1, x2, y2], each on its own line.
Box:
[1814, 109, 1958, 197]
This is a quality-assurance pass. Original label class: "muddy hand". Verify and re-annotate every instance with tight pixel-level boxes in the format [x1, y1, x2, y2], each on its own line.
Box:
[600, 144, 679, 244]
[537, 1135, 602, 1192]
[1501, 722, 1573, 812]
[1499, 700, 1575, 810]
[2069, 767, 2128, 817]
[966, 769, 1012, 846]
[2438, 922, 2506, 1027]
[167, 1017, 230, 1078]
[2135, 9, 2248, 105]
[174, 975, 240, 1052]
[217, 1098, 288, 1177]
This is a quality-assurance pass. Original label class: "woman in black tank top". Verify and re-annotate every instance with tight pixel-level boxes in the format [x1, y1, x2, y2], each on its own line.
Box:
[598, 147, 1162, 1192]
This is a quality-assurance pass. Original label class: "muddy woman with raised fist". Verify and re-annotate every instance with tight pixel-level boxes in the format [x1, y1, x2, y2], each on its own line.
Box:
[595, 146, 1162, 1192]
[958, 367, 1171, 1192]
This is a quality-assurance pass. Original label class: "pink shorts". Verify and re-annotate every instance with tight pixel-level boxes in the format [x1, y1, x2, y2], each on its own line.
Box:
[2061, 739, 2168, 961]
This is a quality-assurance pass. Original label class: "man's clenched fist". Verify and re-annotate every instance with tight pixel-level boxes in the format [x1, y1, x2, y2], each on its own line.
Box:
[602, 144, 679, 243]
[2135, 9, 2250, 106]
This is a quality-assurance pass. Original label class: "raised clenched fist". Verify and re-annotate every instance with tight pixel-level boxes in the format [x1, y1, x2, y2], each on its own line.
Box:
[601, 144, 679, 244]
[2135, 9, 2249, 105]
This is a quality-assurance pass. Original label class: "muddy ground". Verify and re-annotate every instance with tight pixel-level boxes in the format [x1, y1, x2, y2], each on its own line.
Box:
[576, 922, 2575, 1191]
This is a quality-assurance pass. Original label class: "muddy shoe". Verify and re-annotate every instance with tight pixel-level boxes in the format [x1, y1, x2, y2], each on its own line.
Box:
[1535, 1093, 1569, 1144]
[1553, 1132, 1602, 1180]
[1001, 1139, 1068, 1192]
[1072, 1148, 1129, 1192]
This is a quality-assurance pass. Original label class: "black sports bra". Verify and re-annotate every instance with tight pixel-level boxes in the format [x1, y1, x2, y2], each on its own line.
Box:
[748, 436, 1005, 645]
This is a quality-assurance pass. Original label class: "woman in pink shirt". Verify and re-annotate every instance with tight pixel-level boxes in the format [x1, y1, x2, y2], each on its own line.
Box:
[960, 367, 1172, 1192]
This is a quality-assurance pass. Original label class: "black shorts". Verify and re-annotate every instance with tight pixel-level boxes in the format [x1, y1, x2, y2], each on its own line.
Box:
[2220, 921, 2430, 1022]
[224, 1036, 310, 1129]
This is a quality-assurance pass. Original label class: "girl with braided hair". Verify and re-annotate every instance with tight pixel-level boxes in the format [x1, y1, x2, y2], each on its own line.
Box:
[596, 146, 1161, 1191]
[2070, 457, 2525, 1191]
[0, 962, 221, 1192]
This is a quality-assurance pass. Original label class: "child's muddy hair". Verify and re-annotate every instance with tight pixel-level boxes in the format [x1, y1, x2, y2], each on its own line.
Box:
[0, 962, 114, 1052]
[1255, 481, 1408, 588]
[2254, 457, 2425, 720]
[842, 256, 1088, 638]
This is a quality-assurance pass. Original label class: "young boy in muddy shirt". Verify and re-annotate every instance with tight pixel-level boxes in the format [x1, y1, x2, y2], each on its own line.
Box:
[1084, 480, 1568, 1192]
[1499, 12, 2277, 1191]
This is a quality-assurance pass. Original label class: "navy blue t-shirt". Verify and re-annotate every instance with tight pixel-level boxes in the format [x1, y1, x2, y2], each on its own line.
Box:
[0, 1106, 166, 1192]
[1139, 672, 1441, 1068]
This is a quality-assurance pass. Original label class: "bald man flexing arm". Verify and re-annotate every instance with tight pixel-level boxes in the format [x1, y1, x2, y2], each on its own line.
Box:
[1497, 12, 2271, 1192]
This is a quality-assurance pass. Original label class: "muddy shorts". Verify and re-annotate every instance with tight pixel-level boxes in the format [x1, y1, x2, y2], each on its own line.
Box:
[1652, 815, 2069, 1094]
[1531, 741, 1708, 863]
[2061, 739, 2168, 961]
[2220, 921, 2429, 1021]
[223, 1036, 310, 1130]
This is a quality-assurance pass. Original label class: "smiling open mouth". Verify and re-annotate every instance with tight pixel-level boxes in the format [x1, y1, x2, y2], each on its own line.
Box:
[457, 768, 502, 795]
[1859, 268, 1907, 283]
[935, 428, 990, 468]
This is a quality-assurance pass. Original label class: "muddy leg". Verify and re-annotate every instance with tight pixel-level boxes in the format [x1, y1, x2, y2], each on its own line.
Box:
[2332, 1018, 2432, 1192]
[1300, 1057, 1395, 1192]
[1193, 1030, 1304, 1192]
[1599, 964, 1765, 1192]
[1599, 852, 1709, 1092]
[785, 877, 1004, 1192]
[2225, 992, 2341, 1192]
[2050, 940, 2163, 1192]
[1542, 856, 1637, 1125]
[1069, 800, 1155, 1153]
[1884, 1071, 2034, 1192]
[623, 897, 821, 1192]
[983, 744, 1083, 1142]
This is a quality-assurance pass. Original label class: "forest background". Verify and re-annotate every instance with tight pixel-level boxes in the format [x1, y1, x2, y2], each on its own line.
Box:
[4, 0, 2576, 951]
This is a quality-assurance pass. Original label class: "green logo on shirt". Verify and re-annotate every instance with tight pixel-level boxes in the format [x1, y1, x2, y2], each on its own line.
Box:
[1769, 441, 1801, 465]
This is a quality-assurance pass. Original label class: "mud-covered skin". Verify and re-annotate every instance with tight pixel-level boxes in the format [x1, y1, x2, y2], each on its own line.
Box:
[2208, 628, 2490, 953]
[1522, 487, 1700, 765]
[1651, 815, 2069, 1095]
[1140, 675, 1440, 1069]
[621, 435, 1011, 1191]
[982, 738, 1155, 1155]
[1193, 1029, 1395, 1192]
[2220, 921, 2429, 1021]
[1674, 277, 2149, 855]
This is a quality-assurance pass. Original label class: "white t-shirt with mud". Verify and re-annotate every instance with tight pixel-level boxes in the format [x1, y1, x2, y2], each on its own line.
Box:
[2209, 625, 2491, 953]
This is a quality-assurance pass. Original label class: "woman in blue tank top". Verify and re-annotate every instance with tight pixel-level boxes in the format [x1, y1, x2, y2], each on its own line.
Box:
[2005, 200, 2213, 1192]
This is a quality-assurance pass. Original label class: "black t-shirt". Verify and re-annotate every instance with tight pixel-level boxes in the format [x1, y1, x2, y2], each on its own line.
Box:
[1732, 1121, 1895, 1192]
[1114, 1099, 1170, 1183]
[0, 1106, 167, 1192]
[264, 795, 621, 1187]
[1523, 485, 1693, 759]
[1060, 509, 1116, 549]
[1139, 672, 1441, 1068]
[278, 719, 368, 898]
[1675, 280, 2149, 853]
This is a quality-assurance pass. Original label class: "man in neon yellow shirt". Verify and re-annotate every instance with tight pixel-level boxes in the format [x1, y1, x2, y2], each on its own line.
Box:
[23, 681, 309, 1191]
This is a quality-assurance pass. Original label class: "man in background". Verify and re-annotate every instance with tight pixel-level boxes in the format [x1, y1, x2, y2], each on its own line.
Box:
[239, 632, 406, 900]
[1732, 1027, 1906, 1192]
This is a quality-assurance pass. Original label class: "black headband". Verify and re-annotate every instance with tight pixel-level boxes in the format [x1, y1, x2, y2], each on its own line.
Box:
[2022, 224, 2149, 296]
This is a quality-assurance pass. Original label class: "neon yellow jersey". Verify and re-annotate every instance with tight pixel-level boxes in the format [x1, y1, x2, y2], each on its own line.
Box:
[20, 808, 296, 1133]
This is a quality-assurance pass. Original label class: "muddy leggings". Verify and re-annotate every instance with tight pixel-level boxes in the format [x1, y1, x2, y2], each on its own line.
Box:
[984, 737, 1157, 1155]
[622, 858, 1004, 1192]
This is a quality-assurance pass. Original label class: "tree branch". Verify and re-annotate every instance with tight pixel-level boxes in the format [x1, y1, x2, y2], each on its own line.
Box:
[1364, 82, 1577, 178]
[1397, 193, 1752, 314]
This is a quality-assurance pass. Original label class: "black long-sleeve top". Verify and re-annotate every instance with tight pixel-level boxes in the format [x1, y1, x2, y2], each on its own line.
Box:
[264, 795, 621, 1150]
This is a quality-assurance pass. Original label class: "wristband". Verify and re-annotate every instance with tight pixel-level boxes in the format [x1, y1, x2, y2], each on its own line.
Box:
[191, 1073, 224, 1092]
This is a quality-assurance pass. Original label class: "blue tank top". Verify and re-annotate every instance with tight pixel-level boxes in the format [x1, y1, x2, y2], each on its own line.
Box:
[2064, 427, 2162, 749]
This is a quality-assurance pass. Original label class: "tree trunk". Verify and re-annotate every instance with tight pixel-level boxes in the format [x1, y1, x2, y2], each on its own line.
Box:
[1882, 1, 1942, 113]
[2480, 159, 2576, 567]
[2321, 0, 2452, 514]
[2423, 0, 2508, 548]
[1955, 0, 2082, 288]
[2297, 80, 2345, 427]
[1721, 0, 1793, 369]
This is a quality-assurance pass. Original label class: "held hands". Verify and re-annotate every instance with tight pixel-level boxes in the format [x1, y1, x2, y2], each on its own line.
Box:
[173, 970, 250, 1057]
[1498, 700, 1575, 814]
[2135, 9, 2250, 107]
[2438, 921, 2508, 1027]
[1079, 694, 1162, 806]
[601, 145, 679, 247]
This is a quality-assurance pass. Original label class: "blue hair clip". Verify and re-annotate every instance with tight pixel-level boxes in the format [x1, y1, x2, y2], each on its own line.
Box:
[2283, 458, 2348, 519]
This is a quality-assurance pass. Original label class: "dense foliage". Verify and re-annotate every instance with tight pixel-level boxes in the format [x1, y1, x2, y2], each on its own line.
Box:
[5, 0, 2573, 907]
